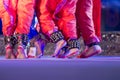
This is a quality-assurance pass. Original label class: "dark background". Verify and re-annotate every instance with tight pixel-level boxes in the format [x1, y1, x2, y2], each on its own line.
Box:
[101, 0, 120, 31]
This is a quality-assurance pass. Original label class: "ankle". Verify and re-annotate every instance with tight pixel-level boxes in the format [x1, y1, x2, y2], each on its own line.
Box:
[87, 42, 100, 48]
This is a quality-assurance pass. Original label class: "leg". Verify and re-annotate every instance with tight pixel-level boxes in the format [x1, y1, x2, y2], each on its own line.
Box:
[58, 0, 80, 58]
[28, 33, 46, 58]
[4, 35, 17, 59]
[15, 0, 35, 59]
[36, 0, 67, 57]
[1, 0, 17, 59]
[76, 0, 102, 58]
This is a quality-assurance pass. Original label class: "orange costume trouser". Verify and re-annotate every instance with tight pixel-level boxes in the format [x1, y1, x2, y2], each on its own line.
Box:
[76, 0, 101, 45]
[0, 0, 35, 36]
[36, 0, 78, 39]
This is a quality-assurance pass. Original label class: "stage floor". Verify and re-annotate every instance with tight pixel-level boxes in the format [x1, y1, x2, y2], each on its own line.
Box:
[0, 56, 120, 80]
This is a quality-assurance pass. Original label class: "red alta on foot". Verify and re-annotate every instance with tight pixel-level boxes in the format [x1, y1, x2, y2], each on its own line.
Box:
[16, 34, 28, 59]
[64, 39, 80, 58]
[77, 45, 102, 58]
[4, 36, 16, 59]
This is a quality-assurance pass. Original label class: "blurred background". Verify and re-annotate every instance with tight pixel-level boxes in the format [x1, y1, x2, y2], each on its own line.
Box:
[0, 0, 120, 56]
[101, 0, 120, 31]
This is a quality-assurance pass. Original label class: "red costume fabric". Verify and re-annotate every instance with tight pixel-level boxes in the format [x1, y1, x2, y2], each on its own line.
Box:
[36, 0, 78, 39]
[0, 0, 35, 36]
[76, 0, 101, 45]
[93, 0, 101, 40]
